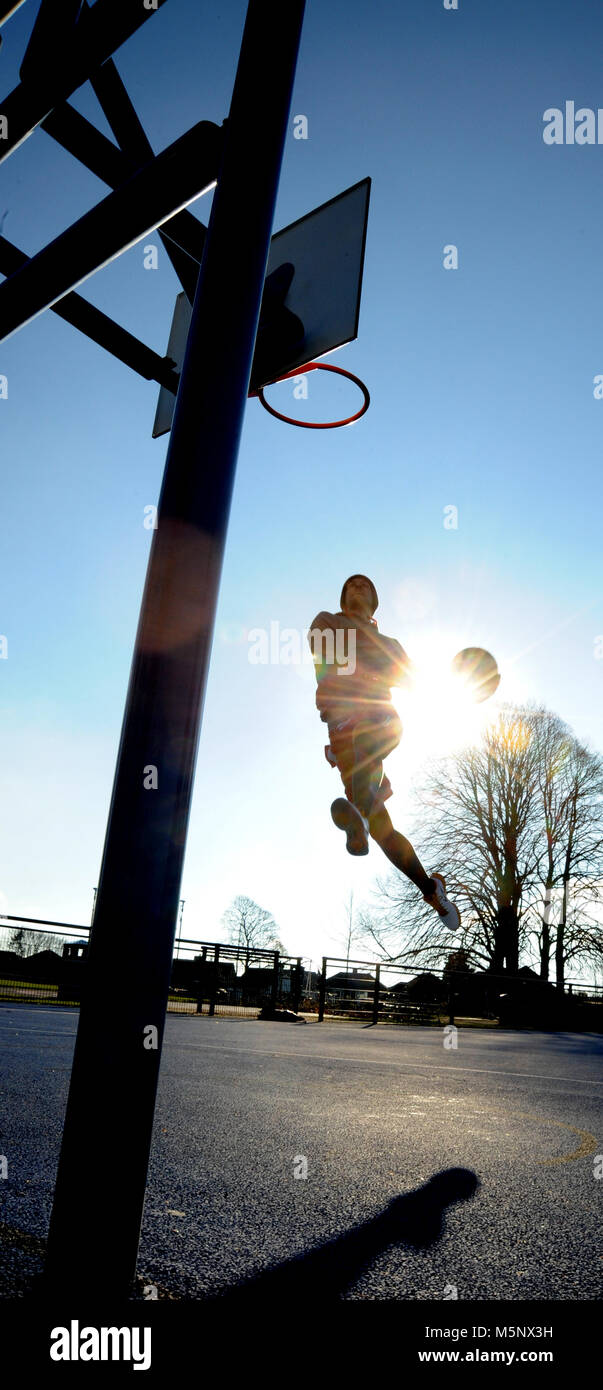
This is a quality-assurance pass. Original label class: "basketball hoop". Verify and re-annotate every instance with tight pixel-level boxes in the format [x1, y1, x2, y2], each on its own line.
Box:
[251, 361, 370, 428]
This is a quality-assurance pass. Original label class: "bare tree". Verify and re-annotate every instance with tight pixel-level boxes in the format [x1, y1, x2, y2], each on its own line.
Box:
[422, 707, 543, 970]
[358, 705, 603, 989]
[221, 895, 286, 961]
[528, 708, 572, 980]
[329, 889, 367, 971]
[8, 927, 66, 957]
[6, 927, 26, 956]
[527, 718, 603, 985]
[358, 706, 552, 974]
[356, 870, 473, 973]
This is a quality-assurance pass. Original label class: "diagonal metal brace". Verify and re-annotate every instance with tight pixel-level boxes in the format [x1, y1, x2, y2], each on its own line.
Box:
[0, 0, 170, 164]
[41, 101, 208, 299]
[0, 234, 179, 390]
[41, 74, 206, 300]
[0, 119, 221, 344]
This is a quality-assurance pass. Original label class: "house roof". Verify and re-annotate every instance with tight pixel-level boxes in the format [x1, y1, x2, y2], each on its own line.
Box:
[326, 971, 389, 990]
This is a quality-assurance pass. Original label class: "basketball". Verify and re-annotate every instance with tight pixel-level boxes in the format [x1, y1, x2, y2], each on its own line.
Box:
[451, 648, 501, 703]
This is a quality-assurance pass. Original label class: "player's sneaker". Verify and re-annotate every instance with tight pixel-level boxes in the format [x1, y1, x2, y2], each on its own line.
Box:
[424, 872, 461, 929]
[330, 798, 370, 856]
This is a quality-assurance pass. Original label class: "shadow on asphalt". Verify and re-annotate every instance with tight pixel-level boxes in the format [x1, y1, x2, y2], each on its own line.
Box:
[205, 1166, 479, 1304]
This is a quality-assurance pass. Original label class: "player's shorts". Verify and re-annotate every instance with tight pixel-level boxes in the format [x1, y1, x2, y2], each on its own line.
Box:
[324, 709, 402, 818]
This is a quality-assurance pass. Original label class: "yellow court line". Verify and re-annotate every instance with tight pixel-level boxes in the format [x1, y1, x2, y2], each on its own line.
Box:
[437, 1102, 598, 1166]
[504, 1110, 599, 1166]
[175, 1042, 600, 1165]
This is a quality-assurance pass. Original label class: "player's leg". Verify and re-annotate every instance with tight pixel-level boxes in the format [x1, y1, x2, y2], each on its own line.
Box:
[349, 718, 397, 814]
[368, 805, 461, 927]
[330, 795, 370, 854]
[329, 718, 398, 857]
[326, 719, 461, 924]
[367, 804, 434, 894]
[328, 723, 371, 855]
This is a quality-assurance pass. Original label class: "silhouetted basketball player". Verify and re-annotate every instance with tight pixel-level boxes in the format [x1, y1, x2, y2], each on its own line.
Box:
[308, 575, 460, 928]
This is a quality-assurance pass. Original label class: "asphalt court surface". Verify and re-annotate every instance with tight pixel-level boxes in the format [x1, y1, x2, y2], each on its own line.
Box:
[0, 1007, 601, 1301]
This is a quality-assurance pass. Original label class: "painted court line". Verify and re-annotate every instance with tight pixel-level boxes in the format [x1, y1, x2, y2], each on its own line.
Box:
[1, 1022, 600, 1087]
[173, 1039, 603, 1086]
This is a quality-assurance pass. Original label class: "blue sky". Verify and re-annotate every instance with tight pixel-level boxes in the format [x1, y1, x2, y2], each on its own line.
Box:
[1, 0, 603, 967]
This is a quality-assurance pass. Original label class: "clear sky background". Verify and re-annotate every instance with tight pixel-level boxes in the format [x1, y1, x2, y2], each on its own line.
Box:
[1, 0, 603, 969]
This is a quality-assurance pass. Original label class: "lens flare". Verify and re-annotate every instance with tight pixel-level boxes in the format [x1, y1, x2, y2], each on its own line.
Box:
[401, 642, 499, 759]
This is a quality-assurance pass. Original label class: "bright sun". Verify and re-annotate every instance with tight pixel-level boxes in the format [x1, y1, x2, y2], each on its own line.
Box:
[398, 638, 499, 761]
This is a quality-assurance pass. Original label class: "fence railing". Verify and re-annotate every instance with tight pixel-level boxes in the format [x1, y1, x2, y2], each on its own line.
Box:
[1, 917, 601, 1029]
[315, 954, 603, 1029]
[0, 917, 309, 1017]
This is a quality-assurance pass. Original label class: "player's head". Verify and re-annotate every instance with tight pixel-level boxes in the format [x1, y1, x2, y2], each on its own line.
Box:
[340, 574, 378, 618]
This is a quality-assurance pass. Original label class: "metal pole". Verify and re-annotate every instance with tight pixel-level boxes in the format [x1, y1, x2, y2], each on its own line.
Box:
[318, 958, 327, 1022]
[270, 951, 280, 1010]
[372, 963, 380, 1026]
[176, 897, 185, 960]
[557, 875, 569, 991]
[43, 0, 306, 1298]
[196, 946, 207, 1014]
[208, 944, 220, 1017]
[292, 957, 302, 1015]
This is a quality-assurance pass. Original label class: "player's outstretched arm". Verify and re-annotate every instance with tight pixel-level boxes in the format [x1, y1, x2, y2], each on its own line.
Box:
[386, 638, 416, 690]
[308, 609, 356, 637]
[307, 611, 341, 685]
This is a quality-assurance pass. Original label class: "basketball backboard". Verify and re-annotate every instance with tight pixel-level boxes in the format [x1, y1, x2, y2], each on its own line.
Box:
[152, 176, 371, 437]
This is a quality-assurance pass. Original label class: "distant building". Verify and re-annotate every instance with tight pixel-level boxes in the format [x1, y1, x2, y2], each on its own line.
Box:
[241, 964, 300, 997]
[326, 968, 390, 1002]
[62, 940, 88, 960]
[391, 972, 445, 1003]
[0, 949, 23, 976]
[23, 949, 63, 981]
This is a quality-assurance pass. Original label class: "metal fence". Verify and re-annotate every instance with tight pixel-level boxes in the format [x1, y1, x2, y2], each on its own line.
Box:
[0, 916, 91, 1007]
[169, 941, 308, 1017]
[315, 956, 450, 1026]
[0, 917, 309, 1017]
[314, 955, 603, 1030]
[1, 916, 601, 1029]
